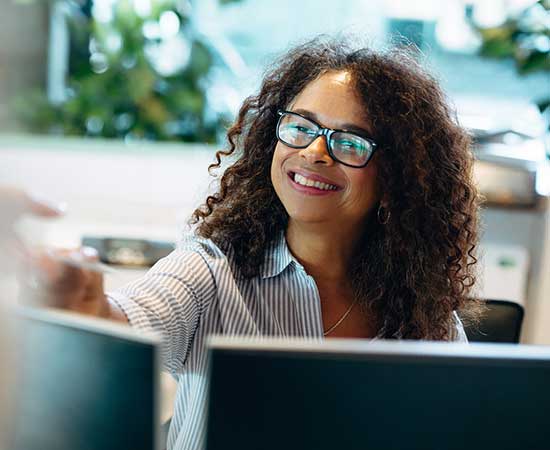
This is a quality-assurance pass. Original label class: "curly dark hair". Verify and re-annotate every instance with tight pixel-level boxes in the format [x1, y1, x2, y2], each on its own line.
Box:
[191, 36, 483, 340]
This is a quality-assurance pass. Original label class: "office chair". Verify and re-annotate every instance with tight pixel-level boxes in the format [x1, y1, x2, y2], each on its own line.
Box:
[462, 299, 524, 343]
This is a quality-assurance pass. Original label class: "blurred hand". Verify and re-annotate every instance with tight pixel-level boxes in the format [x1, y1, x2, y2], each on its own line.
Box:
[22, 246, 111, 318]
[0, 186, 65, 272]
[0, 186, 126, 322]
[0, 186, 65, 229]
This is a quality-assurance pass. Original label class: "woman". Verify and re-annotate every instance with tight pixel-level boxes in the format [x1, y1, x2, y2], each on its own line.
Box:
[34, 37, 482, 450]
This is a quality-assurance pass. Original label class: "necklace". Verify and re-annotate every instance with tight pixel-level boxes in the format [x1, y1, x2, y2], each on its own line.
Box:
[323, 298, 358, 336]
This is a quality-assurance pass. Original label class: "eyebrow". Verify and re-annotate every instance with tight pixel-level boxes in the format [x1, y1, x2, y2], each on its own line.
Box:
[292, 108, 372, 137]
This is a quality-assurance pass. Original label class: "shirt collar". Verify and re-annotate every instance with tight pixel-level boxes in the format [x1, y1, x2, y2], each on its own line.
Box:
[260, 231, 296, 279]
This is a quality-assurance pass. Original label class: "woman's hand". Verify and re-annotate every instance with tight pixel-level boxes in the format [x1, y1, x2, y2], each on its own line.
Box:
[24, 247, 107, 315]
[22, 247, 128, 323]
[0, 186, 127, 323]
[0, 186, 65, 223]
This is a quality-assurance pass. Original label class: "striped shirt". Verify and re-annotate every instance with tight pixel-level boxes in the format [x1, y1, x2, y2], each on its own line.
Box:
[108, 231, 467, 450]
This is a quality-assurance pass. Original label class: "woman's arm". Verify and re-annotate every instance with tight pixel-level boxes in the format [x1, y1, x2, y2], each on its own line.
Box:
[24, 238, 217, 373]
[107, 247, 217, 373]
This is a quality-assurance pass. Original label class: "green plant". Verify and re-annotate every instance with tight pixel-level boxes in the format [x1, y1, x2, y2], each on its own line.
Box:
[472, 0, 550, 121]
[15, 0, 242, 142]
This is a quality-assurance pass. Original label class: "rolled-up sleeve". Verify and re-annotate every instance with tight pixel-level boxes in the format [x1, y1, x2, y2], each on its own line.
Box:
[107, 244, 217, 373]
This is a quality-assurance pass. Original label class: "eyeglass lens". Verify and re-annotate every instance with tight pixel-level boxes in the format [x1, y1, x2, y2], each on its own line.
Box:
[277, 112, 374, 167]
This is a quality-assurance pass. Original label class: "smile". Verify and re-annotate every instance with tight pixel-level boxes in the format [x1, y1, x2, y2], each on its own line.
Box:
[288, 171, 341, 193]
[294, 172, 338, 190]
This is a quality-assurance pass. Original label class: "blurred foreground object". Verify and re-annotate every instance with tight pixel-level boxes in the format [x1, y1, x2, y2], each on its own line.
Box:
[0, 186, 64, 450]
[12, 309, 159, 450]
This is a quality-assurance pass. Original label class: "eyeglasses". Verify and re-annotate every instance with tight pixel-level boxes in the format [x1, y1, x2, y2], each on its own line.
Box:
[276, 110, 378, 168]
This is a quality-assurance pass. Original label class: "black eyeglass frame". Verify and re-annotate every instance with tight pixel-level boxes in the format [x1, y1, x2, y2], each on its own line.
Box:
[276, 110, 378, 168]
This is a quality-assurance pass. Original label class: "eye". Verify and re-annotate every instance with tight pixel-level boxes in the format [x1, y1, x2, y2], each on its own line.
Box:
[337, 140, 362, 152]
[287, 123, 316, 135]
[340, 140, 355, 148]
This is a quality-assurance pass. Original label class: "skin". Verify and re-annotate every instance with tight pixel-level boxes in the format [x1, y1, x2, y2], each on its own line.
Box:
[271, 70, 381, 337]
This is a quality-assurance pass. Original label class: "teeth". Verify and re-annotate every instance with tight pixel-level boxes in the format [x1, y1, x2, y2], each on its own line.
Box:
[293, 173, 337, 191]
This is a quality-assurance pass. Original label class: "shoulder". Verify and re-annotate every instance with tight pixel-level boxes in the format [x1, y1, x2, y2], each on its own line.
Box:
[144, 233, 228, 279]
[141, 234, 232, 301]
[171, 233, 236, 278]
[177, 233, 227, 260]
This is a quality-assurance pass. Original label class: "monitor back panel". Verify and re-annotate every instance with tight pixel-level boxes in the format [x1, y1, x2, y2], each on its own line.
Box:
[12, 312, 158, 450]
[206, 344, 550, 450]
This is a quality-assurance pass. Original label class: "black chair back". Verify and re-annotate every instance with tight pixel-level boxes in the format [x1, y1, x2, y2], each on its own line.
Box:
[463, 299, 524, 344]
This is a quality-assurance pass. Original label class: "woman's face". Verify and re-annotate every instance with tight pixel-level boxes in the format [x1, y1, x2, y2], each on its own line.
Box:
[271, 70, 380, 232]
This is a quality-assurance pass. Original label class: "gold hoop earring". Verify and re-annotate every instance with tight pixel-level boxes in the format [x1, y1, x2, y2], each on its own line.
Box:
[377, 204, 391, 225]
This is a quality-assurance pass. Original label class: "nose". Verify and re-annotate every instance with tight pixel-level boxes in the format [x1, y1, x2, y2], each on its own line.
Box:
[298, 136, 334, 166]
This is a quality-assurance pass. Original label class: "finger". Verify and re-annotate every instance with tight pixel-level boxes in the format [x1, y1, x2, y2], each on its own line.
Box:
[24, 192, 67, 218]
[55, 247, 106, 315]
[25, 249, 91, 309]
[80, 246, 99, 262]
[0, 187, 65, 230]
[17, 246, 107, 315]
[43, 247, 107, 290]
[74, 246, 106, 313]
[26, 247, 101, 288]
[33, 248, 89, 291]
[56, 247, 114, 274]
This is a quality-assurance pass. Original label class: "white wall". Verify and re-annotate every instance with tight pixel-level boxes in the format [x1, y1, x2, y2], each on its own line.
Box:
[0, 135, 216, 247]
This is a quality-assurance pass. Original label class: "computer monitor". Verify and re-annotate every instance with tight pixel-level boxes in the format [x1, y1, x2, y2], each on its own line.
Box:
[205, 337, 550, 450]
[12, 308, 161, 450]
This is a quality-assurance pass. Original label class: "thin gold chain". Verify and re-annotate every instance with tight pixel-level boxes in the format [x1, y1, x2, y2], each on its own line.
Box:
[323, 298, 359, 336]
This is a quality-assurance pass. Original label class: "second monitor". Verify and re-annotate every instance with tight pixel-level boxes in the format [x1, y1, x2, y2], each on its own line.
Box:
[206, 338, 550, 450]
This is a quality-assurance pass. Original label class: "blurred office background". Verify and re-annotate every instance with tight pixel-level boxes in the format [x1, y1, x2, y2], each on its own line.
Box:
[0, 0, 549, 347]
